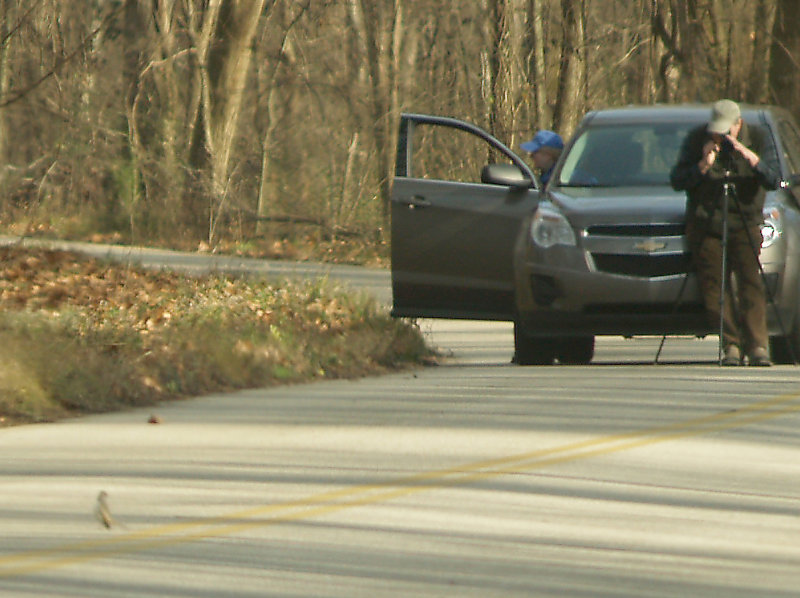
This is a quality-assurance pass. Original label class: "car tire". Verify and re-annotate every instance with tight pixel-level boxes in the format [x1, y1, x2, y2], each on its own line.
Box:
[555, 336, 595, 365]
[513, 321, 555, 365]
[769, 304, 800, 365]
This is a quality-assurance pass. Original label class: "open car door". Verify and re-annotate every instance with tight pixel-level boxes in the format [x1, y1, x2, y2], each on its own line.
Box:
[391, 114, 541, 321]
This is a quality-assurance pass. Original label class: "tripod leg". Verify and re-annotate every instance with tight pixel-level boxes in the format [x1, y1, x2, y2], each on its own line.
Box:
[719, 184, 730, 366]
[654, 272, 690, 364]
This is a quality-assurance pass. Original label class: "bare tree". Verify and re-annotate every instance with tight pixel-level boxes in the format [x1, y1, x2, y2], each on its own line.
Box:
[769, 0, 800, 120]
[350, 0, 412, 227]
[524, 0, 550, 128]
[748, 0, 777, 103]
[0, 0, 17, 173]
[552, 0, 586, 134]
[185, 0, 267, 239]
[0, 0, 796, 254]
[485, 0, 505, 142]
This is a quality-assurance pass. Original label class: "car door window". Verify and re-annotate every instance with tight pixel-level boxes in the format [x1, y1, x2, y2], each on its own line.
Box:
[410, 123, 512, 183]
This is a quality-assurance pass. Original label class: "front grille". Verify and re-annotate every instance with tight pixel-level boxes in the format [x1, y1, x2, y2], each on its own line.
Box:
[590, 253, 690, 277]
[586, 223, 685, 236]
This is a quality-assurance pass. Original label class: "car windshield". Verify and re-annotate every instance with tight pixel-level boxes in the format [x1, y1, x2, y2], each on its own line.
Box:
[557, 122, 696, 187]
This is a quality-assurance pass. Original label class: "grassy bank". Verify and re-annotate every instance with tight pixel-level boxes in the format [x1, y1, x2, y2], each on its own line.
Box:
[0, 246, 432, 427]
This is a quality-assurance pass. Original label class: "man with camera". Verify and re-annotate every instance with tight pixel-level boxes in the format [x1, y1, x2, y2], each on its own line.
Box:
[671, 99, 781, 366]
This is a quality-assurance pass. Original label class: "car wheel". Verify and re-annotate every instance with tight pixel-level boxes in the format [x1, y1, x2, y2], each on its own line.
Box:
[555, 336, 595, 365]
[513, 321, 555, 365]
[769, 305, 800, 365]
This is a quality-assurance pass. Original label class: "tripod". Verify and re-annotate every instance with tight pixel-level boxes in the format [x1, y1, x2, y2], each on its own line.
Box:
[717, 177, 731, 365]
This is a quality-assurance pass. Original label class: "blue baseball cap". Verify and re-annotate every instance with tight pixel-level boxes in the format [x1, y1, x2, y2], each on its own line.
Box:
[521, 130, 564, 153]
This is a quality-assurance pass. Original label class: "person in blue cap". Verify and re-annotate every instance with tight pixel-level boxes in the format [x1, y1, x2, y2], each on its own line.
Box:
[521, 130, 564, 186]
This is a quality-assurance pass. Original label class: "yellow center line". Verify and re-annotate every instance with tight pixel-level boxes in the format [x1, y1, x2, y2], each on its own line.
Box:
[2, 390, 799, 578]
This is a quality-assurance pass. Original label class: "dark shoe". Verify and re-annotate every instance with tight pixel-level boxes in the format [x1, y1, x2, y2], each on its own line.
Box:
[748, 347, 772, 367]
[721, 345, 742, 366]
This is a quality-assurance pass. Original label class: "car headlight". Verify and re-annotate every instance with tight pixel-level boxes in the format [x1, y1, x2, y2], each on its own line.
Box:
[531, 204, 576, 248]
[761, 205, 782, 249]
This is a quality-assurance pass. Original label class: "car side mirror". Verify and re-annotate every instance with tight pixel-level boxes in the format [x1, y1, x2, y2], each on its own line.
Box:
[481, 163, 533, 189]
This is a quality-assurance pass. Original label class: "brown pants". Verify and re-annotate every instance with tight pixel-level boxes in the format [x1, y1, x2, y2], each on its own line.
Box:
[686, 218, 768, 352]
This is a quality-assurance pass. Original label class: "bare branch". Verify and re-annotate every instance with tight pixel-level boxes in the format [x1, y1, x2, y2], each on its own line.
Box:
[0, 2, 126, 109]
[0, 0, 46, 49]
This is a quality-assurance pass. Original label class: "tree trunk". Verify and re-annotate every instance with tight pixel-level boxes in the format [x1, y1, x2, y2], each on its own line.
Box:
[0, 0, 13, 175]
[207, 0, 267, 197]
[486, 0, 504, 141]
[152, 0, 181, 196]
[579, 0, 589, 110]
[770, 0, 800, 120]
[675, 0, 701, 102]
[121, 0, 152, 237]
[525, 0, 549, 128]
[256, 0, 298, 235]
[185, 0, 223, 226]
[185, 0, 266, 239]
[627, 0, 656, 104]
[552, 0, 584, 135]
[353, 0, 405, 230]
[747, 0, 776, 104]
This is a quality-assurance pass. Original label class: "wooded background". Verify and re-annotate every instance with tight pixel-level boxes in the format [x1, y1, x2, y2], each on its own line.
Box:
[0, 0, 798, 249]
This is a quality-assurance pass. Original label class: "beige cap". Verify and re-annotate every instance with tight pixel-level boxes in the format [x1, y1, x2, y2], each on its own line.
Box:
[708, 99, 741, 134]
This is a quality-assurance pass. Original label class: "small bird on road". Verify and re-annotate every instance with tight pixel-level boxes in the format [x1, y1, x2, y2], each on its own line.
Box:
[94, 491, 115, 529]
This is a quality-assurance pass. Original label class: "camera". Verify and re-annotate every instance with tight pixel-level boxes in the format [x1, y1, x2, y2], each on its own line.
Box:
[718, 136, 736, 170]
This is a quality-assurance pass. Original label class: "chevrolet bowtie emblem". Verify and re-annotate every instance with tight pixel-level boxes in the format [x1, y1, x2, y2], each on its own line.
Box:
[634, 240, 667, 252]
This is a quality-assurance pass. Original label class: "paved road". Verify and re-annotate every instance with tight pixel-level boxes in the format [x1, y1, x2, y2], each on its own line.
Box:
[1, 240, 799, 597]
